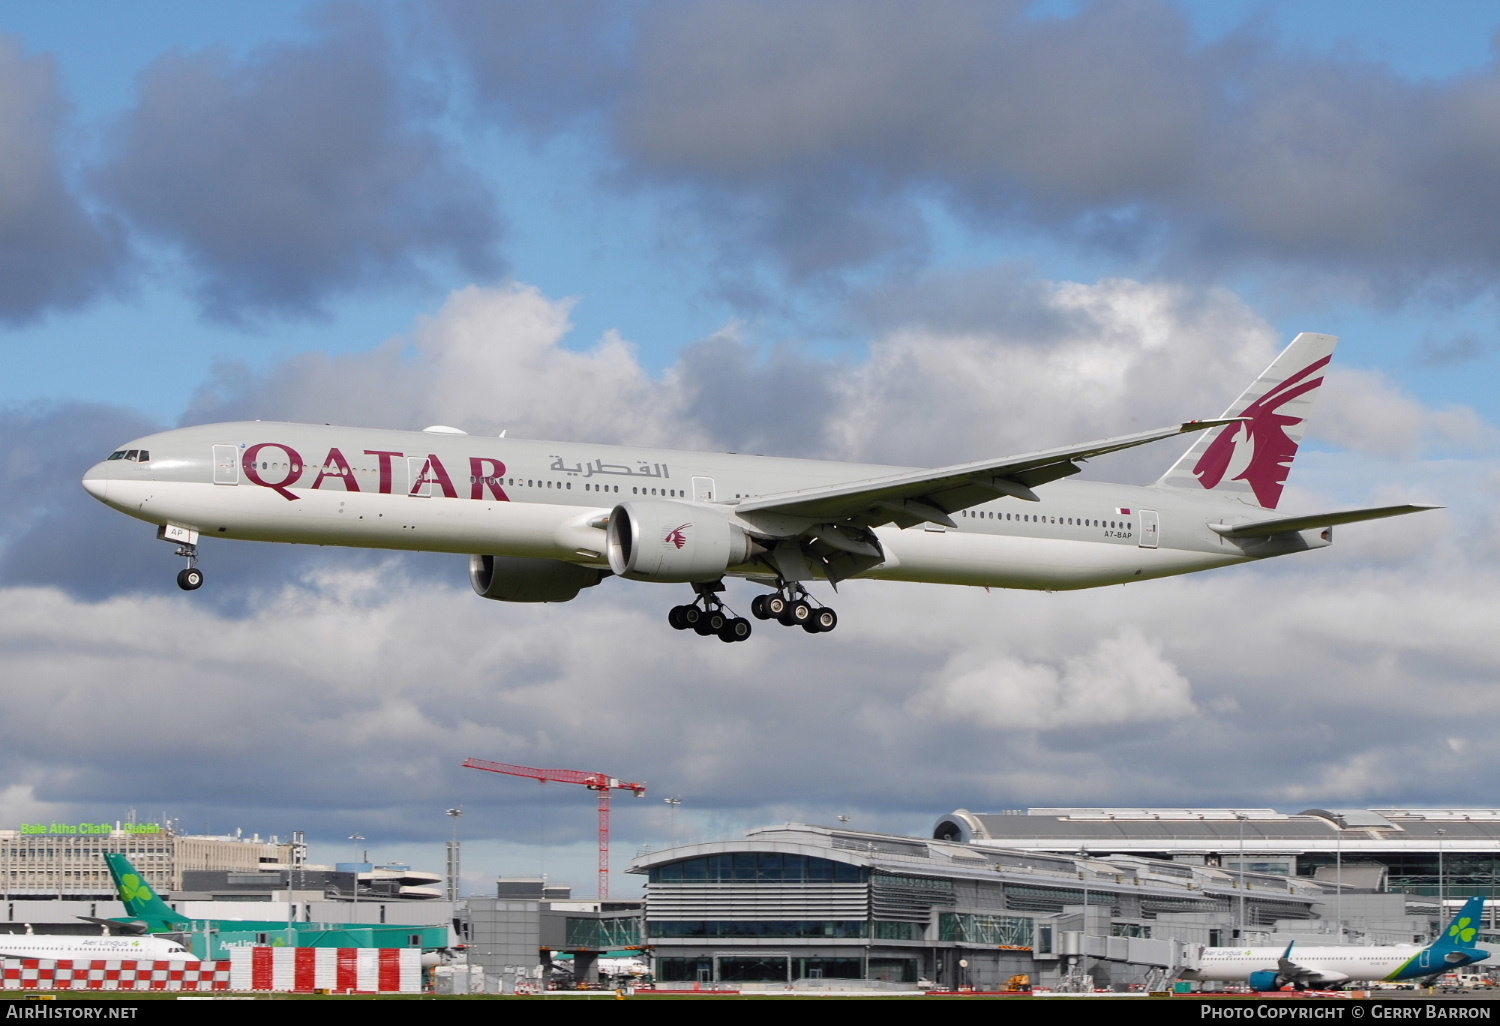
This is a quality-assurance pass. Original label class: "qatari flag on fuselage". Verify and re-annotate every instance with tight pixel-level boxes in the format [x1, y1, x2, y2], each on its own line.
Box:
[1115, 507, 1132, 515]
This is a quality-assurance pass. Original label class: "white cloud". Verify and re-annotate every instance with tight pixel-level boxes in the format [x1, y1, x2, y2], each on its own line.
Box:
[911, 629, 1197, 730]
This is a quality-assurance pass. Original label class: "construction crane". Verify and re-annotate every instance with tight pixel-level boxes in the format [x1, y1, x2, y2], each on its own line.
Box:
[462, 758, 646, 900]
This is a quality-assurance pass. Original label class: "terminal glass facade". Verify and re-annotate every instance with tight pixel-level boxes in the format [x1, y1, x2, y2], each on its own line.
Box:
[648, 854, 865, 884]
[938, 912, 1034, 946]
[564, 916, 642, 948]
[1296, 853, 1500, 900]
[649, 920, 869, 938]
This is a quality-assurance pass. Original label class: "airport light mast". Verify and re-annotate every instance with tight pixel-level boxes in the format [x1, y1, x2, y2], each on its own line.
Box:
[462, 758, 646, 900]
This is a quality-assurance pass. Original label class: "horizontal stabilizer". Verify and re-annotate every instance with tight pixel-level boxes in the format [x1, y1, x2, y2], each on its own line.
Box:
[1209, 503, 1442, 538]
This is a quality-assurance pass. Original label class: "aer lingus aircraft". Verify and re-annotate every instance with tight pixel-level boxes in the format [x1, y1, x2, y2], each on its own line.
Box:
[100, 854, 449, 958]
[82, 332, 1436, 642]
[1180, 896, 1491, 990]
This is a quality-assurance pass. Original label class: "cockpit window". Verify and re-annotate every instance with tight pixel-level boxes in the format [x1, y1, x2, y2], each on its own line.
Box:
[107, 451, 127, 460]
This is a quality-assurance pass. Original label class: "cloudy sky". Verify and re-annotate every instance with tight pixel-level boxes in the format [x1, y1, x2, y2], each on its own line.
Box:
[2, 0, 1498, 898]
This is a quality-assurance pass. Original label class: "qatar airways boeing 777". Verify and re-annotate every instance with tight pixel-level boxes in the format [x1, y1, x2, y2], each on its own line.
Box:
[82, 333, 1436, 642]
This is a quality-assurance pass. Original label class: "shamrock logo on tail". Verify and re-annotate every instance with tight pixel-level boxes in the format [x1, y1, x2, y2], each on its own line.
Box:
[1449, 916, 1477, 943]
[120, 873, 155, 904]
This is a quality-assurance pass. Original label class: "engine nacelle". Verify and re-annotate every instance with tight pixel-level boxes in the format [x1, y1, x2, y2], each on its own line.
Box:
[605, 500, 758, 583]
[1247, 970, 1284, 992]
[469, 555, 606, 603]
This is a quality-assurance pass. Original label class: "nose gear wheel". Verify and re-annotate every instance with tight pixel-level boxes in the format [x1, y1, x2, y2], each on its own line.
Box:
[173, 542, 204, 591]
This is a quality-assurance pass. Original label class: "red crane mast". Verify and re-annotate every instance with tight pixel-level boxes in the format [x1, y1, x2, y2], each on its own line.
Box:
[462, 757, 646, 900]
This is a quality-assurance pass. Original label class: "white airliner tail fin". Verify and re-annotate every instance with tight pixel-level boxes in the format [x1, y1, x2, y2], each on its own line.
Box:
[1156, 332, 1337, 510]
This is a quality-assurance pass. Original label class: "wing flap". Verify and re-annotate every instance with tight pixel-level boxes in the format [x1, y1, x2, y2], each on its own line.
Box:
[736, 419, 1239, 523]
[1209, 503, 1442, 538]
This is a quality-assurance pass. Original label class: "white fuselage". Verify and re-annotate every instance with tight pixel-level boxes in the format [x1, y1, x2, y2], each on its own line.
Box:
[81, 422, 1327, 592]
[0, 932, 199, 962]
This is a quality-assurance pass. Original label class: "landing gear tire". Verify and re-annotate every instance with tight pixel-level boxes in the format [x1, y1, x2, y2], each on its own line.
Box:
[177, 567, 204, 591]
[719, 617, 751, 643]
[808, 607, 837, 633]
[681, 605, 703, 630]
[668, 605, 691, 630]
[765, 594, 788, 620]
[781, 599, 812, 627]
[750, 595, 772, 620]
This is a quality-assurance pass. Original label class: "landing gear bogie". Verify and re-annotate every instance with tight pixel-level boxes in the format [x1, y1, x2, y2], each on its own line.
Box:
[667, 582, 838, 642]
[757, 584, 838, 635]
[667, 581, 752, 643]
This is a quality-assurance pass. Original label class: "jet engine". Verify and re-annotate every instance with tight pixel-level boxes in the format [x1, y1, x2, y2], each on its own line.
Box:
[469, 554, 606, 603]
[605, 500, 761, 582]
[1247, 971, 1285, 992]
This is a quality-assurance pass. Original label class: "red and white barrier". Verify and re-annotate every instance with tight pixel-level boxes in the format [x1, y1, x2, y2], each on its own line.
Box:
[1, 957, 231, 991]
[2, 947, 421, 994]
[231, 947, 420, 993]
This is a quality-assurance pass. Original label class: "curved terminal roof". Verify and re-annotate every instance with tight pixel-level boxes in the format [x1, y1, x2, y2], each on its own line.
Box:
[629, 821, 1322, 906]
[932, 808, 1500, 854]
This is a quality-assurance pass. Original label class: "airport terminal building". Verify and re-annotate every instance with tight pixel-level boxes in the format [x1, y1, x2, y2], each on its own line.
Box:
[933, 807, 1500, 903]
[628, 822, 1324, 989]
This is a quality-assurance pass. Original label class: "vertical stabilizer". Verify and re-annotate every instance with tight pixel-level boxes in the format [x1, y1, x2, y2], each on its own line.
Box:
[1156, 332, 1337, 509]
[1429, 896, 1488, 956]
[104, 852, 189, 928]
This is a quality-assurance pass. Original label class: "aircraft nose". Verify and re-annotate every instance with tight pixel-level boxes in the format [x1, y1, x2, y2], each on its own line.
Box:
[82, 464, 109, 502]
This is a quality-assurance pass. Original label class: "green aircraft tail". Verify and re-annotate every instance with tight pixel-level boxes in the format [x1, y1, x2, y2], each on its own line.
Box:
[104, 852, 189, 929]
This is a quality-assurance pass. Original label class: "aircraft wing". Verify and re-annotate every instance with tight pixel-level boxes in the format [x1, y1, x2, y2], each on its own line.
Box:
[76, 916, 147, 935]
[1209, 503, 1442, 538]
[735, 419, 1242, 529]
[1276, 955, 1349, 988]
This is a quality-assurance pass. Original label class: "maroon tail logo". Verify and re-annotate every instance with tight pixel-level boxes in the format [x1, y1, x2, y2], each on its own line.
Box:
[664, 524, 691, 549]
[1192, 355, 1330, 509]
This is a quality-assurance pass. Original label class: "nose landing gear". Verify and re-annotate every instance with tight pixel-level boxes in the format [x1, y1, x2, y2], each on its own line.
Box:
[175, 545, 203, 591]
[668, 581, 751, 643]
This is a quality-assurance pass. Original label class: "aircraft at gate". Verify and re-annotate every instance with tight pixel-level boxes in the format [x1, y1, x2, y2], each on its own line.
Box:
[0, 930, 198, 962]
[100, 854, 448, 959]
[1180, 896, 1490, 990]
[82, 333, 1436, 642]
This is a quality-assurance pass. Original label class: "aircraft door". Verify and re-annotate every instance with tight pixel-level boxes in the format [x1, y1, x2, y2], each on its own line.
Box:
[213, 445, 239, 485]
[1138, 509, 1159, 549]
[692, 477, 716, 503]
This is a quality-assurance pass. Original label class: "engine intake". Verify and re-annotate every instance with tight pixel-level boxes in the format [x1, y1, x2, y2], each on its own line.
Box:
[606, 500, 759, 582]
[469, 555, 606, 603]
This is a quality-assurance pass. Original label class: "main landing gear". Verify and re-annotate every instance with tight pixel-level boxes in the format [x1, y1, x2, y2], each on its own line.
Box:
[174, 544, 203, 591]
[750, 584, 838, 634]
[668, 581, 752, 643]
